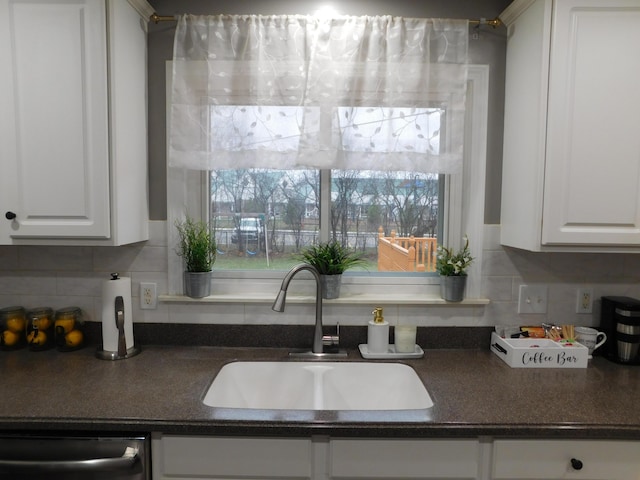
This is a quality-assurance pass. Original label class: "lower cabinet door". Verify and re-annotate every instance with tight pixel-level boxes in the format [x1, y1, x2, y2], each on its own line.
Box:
[330, 438, 481, 479]
[492, 439, 640, 480]
[152, 435, 312, 479]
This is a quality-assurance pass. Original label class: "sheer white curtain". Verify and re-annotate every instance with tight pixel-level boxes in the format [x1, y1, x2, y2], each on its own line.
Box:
[169, 14, 469, 173]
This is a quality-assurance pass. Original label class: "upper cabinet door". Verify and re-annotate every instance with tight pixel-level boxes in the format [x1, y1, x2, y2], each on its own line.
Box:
[0, 0, 111, 239]
[542, 0, 640, 245]
[501, 0, 640, 251]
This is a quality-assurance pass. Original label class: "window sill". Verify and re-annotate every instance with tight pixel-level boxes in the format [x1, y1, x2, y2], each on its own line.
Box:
[158, 293, 490, 306]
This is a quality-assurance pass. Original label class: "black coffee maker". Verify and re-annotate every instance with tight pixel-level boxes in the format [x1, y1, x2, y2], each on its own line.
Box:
[600, 296, 640, 365]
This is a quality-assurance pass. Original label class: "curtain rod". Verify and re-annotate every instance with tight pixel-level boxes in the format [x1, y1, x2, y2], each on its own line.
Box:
[150, 13, 502, 28]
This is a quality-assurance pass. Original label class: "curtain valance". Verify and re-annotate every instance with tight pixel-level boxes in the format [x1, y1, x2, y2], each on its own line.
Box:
[169, 14, 469, 172]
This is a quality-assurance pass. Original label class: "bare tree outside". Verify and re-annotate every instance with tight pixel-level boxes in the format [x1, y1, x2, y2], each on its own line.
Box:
[281, 179, 307, 251]
[206, 104, 442, 271]
[247, 169, 284, 251]
[330, 170, 360, 246]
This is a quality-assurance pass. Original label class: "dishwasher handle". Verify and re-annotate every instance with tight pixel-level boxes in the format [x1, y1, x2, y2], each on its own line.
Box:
[0, 446, 138, 474]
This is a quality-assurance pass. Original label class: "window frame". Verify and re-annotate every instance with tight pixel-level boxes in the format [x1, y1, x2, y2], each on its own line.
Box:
[166, 64, 488, 302]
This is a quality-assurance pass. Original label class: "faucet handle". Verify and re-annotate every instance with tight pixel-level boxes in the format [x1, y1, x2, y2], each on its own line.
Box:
[322, 322, 340, 348]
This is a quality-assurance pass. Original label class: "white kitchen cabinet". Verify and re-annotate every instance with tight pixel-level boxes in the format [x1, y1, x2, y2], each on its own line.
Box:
[329, 438, 481, 479]
[152, 434, 640, 480]
[0, 0, 151, 245]
[500, 0, 640, 251]
[151, 434, 313, 479]
[151, 435, 481, 480]
[491, 439, 640, 479]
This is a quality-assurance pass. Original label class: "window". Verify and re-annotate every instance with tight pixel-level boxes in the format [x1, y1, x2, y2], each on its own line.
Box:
[209, 104, 444, 273]
[210, 168, 440, 272]
[167, 65, 488, 300]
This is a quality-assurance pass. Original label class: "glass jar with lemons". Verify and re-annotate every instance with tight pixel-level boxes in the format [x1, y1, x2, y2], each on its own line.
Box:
[26, 307, 55, 351]
[54, 307, 84, 351]
[0, 306, 26, 350]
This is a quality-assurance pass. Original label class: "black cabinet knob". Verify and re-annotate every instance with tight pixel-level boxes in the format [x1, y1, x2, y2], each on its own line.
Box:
[571, 458, 583, 470]
[5, 211, 16, 220]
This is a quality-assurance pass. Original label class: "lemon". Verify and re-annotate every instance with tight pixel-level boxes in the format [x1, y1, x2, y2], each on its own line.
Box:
[33, 317, 52, 331]
[55, 317, 75, 334]
[27, 330, 48, 346]
[6, 317, 26, 333]
[65, 329, 83, 348]
[1, 329, 20, 347]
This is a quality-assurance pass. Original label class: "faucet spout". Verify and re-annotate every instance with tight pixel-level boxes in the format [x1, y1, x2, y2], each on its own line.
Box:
[272, 263, 324, 354]
[272, 289, 287, 312]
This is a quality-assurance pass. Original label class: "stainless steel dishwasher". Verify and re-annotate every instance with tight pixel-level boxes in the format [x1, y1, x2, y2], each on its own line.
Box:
[0, 434, 149, 479]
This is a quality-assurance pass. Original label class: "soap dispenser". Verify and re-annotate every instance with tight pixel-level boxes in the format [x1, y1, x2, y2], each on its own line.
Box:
[367, 307, 389, 354]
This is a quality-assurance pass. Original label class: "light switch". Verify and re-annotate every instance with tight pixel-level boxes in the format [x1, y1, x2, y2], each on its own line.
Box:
[517, 284, 548, 314]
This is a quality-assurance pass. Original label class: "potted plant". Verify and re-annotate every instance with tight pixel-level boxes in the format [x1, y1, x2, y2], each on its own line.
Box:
[436, 236, 474, 302]
[175, 215, 217, 298]
[299, 241, 365, 299]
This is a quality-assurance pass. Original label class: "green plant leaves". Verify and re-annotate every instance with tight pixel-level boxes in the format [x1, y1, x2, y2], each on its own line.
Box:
[299, 241, 365, 275]
[175, 216, 217, 272]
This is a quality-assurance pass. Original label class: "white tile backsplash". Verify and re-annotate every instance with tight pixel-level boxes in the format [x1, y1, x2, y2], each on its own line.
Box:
[481, 276, 512, 302]
[1, 222, 639, 329]
[0, 272, 57, 296]
[56, 272, 103, 297]
[167, 302, 245, 324]
[19, 246, 93, 271]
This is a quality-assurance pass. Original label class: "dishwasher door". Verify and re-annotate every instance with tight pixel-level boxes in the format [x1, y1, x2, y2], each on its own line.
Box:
[0, 434, 149, 480]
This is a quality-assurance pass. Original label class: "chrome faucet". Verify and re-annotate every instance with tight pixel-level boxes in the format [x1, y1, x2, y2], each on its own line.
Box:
[272, 263, 345, 357]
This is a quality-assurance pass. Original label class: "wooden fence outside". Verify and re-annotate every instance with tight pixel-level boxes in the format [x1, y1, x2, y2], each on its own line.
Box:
[377, 227, 438, 272]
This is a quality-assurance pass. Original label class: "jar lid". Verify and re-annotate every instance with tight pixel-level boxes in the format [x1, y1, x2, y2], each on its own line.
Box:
[0, 306, 26, 317]
[27, 307, 54, 318]
[55, 306, 82, 317]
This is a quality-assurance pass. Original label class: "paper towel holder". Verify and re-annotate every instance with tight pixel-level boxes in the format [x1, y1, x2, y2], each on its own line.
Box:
[96, 273, 141, 361]
[96, 345, 140, 360]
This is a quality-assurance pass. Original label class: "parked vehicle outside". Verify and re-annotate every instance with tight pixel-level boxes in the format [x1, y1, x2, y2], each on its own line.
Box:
[231, 217, 265, 251]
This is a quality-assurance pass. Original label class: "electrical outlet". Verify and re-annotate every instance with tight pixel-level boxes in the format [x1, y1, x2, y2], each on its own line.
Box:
[576, 287, 593, 314]
[140, 282, 157, 310]
[517, 284, 548, 314]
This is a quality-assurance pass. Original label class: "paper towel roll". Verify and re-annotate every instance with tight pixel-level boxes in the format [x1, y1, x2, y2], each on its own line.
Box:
[101, 274, 134, 353]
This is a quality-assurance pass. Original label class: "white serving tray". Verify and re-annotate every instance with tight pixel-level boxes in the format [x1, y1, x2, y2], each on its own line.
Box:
[358, 344, 424, 359]
[490, 332, 588, 368]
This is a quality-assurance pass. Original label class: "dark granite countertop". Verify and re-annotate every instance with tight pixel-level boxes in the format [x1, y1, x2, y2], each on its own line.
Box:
[1, 344, 640, 439]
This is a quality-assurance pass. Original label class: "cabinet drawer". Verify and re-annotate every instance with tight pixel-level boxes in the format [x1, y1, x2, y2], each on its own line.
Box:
[330, 438, 479, 479]
[157, 435, 311, 478]
[492, 439, 640, 479]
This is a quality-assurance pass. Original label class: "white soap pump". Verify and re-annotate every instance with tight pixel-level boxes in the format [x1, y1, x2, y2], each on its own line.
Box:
[367, 306, 389, 354]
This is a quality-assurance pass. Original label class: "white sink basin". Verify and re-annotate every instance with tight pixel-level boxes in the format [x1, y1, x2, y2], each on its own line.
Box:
[203, 361, 433, 410]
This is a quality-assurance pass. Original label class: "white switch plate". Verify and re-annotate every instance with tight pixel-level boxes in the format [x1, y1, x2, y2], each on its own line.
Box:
[518, 284, 548, 314]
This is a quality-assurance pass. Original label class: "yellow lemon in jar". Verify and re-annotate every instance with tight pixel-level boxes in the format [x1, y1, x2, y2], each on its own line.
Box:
[33, 317, 52, 331]
[6, 317, 26, 333]
[55, 317, 75, 334]
[1, 329, 20, 347]
[27, 330, 47, 346]
[65, 329, 83, 348]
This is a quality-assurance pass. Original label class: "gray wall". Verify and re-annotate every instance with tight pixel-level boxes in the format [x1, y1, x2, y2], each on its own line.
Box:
[146, 0, 512, 224]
